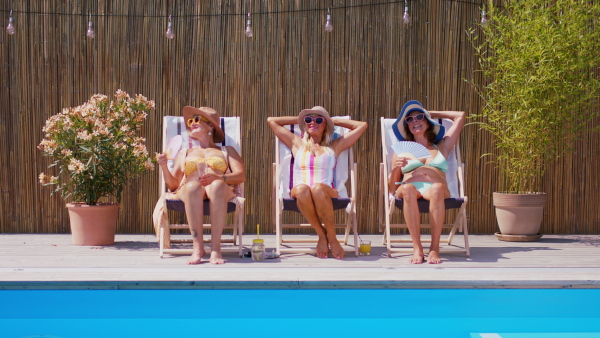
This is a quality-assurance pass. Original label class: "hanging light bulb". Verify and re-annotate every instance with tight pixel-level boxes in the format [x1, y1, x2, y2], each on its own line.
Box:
[165, 15, 175, 39]
[325, 8, 333, 33]
[245, 13, 253, 38]
[481, 9, 488, 27]
[86, 14, 95, 39]
[403, 1, 411, 24]
[6, 10, 15, 35]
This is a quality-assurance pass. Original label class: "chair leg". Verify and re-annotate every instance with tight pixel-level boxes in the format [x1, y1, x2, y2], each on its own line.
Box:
[343, 212, 351, 245]
[237, 207, 244, 257]
[159, 227, 165, 258]
[462, 207, 470, 257]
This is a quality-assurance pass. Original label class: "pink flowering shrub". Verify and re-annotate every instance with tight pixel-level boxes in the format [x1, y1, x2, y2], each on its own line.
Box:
[38, 90, 155, 205]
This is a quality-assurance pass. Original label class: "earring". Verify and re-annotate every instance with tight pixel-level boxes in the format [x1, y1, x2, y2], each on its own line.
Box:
[208, 131, 213, 136]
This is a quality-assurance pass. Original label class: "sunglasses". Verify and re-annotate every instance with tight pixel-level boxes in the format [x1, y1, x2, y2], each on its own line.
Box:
[187, 115, 210, 127]
[405, 113, 426, 124]
[304, 116, 325, 125]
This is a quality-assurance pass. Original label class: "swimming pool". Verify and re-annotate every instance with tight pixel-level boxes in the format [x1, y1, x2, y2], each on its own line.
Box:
[1, 289, 599, 338]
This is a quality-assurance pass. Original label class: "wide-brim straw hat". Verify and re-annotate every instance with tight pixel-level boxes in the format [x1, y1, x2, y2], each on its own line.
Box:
[298, 106, 335, 140]
[182, 106, 225, 143]
[392, 100, 445, 143]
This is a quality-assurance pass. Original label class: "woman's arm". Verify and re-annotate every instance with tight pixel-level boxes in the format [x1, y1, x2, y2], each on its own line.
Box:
[331, 118, 368, 156]
[267, 116, 303, 153]
[157, 150, 184, 192]
[429, 110, 466, 156]
[388, 153, 403, 193]
[387, 153, 416, 193]
[222, 146, 246, 185]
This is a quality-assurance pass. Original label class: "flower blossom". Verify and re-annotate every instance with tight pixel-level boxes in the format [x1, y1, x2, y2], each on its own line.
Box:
[77, 130, 92, 141]
[68, 158, 85, 173]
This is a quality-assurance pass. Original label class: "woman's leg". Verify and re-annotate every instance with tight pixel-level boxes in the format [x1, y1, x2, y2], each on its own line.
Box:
[178, 180, 207, 264]
[291, 184, 329, 258]
[310, 184, 343, 259]
[204, 179, 236, 265]
[396, 184, 424, 264]
[422, 183, 450, 264]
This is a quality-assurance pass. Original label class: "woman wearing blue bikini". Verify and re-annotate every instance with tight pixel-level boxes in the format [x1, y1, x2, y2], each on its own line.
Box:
[388, 101, 466, 264]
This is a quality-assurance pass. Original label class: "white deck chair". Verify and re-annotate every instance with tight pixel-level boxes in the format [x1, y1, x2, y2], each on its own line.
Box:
[272, 117, 359, 257]
[379, 117, 470, 257]
[157, 116, 244, 258]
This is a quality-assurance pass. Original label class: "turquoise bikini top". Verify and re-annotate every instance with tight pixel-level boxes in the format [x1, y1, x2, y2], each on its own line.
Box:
[401, 145, 448, 174]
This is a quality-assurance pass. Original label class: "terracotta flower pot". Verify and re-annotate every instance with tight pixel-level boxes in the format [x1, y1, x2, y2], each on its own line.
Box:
[66, 203, 120, 246]
[492, 192, 546, 241]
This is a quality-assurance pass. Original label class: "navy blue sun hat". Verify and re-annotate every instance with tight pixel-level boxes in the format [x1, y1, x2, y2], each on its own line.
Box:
[392, 100, 445, 143]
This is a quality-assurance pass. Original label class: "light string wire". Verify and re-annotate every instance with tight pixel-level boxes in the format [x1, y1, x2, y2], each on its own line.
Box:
[1, 0, 490, 18]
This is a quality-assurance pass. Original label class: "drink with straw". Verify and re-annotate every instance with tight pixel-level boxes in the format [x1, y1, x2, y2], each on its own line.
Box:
[359, 240, 371, 255]
[252, 224, 265, 261]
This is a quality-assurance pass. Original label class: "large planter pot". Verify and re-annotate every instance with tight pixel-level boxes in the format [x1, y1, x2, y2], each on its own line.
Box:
[492, 192, 546, 242]
[66, 203, 120, 246]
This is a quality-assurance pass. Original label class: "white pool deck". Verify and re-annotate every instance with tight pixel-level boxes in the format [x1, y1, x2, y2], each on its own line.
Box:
[1, 234, 599, 289]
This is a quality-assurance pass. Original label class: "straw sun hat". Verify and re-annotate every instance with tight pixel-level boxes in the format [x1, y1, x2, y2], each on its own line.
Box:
[298, 106, 335, 140]
[182, 106, 225, 143]
[392, 100, 445, 143]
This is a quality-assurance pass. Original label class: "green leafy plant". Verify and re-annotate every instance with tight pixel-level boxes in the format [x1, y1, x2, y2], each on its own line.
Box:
[469, 0, 600, 193]
[38, 90, 155, 205]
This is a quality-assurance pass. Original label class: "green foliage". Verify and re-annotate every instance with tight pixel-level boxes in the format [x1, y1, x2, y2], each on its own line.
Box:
[38, 90, 155, 205]
[469, 0, 600, 193]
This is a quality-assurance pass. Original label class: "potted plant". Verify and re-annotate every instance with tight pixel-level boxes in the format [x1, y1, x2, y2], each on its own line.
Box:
[38, 90, 155, 245]
[470, 0, 600, 241]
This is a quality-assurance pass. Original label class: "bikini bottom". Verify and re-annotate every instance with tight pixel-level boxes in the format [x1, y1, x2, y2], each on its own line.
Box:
[407, 182, 433, 195]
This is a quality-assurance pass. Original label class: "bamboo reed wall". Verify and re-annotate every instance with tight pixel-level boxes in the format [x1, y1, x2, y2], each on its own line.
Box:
[1, 0, 598, 235]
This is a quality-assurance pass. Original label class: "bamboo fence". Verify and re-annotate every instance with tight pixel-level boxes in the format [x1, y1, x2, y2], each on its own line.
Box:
[0, 0, 598, 235]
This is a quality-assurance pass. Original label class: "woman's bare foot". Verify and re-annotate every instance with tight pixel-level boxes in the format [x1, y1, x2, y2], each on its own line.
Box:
[209, 251, 225, 264]
[316, 237, 329, 258]
[187, 247, 205, 265]
[328, 237, 345, 259]
[427, 250, 442, 264]
[409, 251, 424, 264]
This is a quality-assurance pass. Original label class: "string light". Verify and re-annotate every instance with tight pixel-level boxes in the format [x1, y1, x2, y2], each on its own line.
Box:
[6, 10, 15, 35]
[403, 1, 411, 24]
[481, 9, 488, 27]
[86, 14, 95, 39]
[245, 13, 253, 37]
[165, 15, 175, 39]
[325, 8, 333, 32]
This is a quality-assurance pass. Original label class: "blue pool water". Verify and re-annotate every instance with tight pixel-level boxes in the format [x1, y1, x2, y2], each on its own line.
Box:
[1, 289, 599, 338]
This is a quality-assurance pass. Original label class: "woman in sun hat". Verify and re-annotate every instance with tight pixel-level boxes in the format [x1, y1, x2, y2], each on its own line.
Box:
[154, 106, 245, 265]
[387, 100, 465, 264]
[267, 106, 367, 259]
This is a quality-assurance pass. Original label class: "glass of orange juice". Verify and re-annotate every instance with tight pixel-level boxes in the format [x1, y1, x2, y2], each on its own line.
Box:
[359, 240, 371, 255]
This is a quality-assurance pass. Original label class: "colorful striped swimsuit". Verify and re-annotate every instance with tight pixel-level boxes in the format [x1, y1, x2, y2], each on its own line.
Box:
[293, 146, 337, 188]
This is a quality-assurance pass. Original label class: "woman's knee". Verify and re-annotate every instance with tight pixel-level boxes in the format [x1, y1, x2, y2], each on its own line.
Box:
[398, 184, 418, 199]
[429, 183, 447, 199]
[310, 183, 331, 198]
[292, 184, 312, 200]
[181, 181, 203, 197]
[205, 179, 229, 198]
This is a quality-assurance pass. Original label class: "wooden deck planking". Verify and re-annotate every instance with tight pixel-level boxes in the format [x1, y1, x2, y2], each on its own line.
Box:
[1, 234, 599, 289]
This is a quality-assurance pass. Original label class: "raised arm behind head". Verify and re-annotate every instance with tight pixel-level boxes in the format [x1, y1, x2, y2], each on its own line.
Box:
[330, 118, 368, 157]
[428, 110, 466, 157]
[267, 116, 304, 155]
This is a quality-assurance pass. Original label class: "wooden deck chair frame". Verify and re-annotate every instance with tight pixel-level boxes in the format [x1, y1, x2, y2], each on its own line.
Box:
[158, 115, 244, 258]
[378, 117, 470, 257]
[272, 118, 359, 257]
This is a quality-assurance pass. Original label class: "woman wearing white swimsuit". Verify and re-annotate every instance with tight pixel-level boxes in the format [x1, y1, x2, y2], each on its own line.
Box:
[268, 107, 367, 259]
